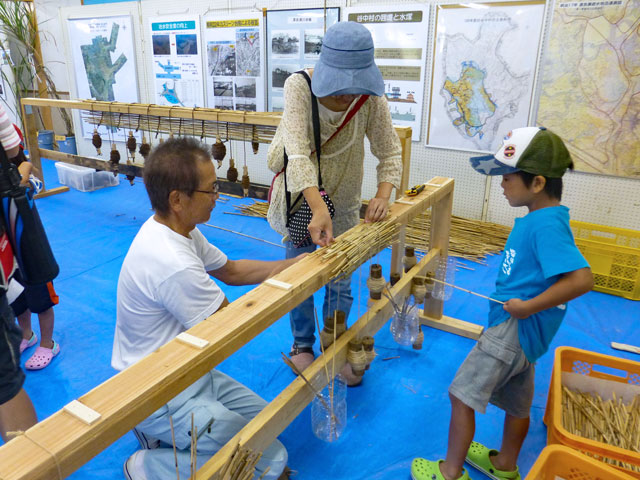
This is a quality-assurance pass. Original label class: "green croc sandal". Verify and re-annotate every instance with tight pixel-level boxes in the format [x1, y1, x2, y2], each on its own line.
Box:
[411, 458, 470, 480]
[466, 441, 521, 480]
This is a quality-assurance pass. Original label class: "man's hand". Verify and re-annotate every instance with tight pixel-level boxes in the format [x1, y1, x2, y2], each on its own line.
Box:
[308, 208, 334, 247]
[364, 197, 389, 223]
[503, 298, 534, 319]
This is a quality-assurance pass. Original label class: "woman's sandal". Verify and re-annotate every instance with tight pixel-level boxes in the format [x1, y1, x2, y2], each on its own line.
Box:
[466, 441, 521, 480]
[25, 340, 60, 370]
[411, 458, 470, 480]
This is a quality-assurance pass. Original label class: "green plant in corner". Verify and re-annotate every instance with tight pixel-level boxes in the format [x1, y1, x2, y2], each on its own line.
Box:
[0, 0, 73, 136]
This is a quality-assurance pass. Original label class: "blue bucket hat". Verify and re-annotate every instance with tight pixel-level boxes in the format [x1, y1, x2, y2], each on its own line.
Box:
[311, 22, 385, 98]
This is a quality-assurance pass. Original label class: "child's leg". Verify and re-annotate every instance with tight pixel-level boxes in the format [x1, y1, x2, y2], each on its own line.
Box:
[16, 309, 33, 340]
[441, 393, 475, 480]
[37, 308, 54, 349]
[492, 413, 529, 471]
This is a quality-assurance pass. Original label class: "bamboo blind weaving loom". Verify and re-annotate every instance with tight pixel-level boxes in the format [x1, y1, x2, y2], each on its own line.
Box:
[1, 99, 475, 480]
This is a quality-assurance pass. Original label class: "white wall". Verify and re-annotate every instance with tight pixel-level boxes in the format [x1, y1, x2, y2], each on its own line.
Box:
[34, 0, 640, 230]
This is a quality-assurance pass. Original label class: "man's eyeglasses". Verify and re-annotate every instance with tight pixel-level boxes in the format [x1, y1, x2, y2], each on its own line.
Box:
[193, 182, 219, 196]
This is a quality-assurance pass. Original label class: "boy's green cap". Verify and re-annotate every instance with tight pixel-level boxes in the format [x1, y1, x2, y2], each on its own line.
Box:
[470, 127, 572, 178]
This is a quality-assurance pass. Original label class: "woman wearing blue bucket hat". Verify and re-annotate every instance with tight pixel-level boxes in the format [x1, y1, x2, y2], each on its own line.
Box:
[267, 21, 402, 385]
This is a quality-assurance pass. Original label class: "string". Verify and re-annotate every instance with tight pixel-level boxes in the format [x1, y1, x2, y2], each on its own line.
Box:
[14, 430, 65, 480]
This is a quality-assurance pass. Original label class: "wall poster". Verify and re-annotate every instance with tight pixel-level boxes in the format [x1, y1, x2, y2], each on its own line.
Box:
[266, 8, 339, 112]
[148, 15, 204, 108]
[537, 0, 640, 178]
[67, 15, 139, 140]
[344, 5, 429, 142]
[203, 14, 265, 112]
[426, 2, 545, 152]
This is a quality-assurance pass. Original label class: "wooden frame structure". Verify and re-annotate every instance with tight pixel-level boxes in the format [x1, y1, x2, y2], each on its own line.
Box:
[1, 98, 477, 480]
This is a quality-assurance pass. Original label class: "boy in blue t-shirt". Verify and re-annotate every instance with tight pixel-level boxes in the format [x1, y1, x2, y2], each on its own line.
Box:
[411, 127, 594, 480]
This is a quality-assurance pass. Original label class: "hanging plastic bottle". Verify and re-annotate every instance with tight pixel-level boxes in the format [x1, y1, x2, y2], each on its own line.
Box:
[432, 257, 455, 301]
[311, 374, 347, 442]
[390, 302, 419, 346]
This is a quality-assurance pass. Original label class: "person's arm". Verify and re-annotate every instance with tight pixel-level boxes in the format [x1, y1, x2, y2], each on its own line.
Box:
[0, 106, 21, 159]
[209, 254, 305, 286]
[503, 267, 594, 319]
[17, 161, 32, 186]
[364, 95, 402, 223]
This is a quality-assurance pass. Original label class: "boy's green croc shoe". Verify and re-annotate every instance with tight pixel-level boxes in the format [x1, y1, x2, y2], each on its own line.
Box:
[411, 458, 470, 480]
[465, 441, 521, 480]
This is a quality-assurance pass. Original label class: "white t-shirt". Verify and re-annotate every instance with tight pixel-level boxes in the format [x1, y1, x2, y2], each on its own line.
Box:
[112, 217, 227, 371]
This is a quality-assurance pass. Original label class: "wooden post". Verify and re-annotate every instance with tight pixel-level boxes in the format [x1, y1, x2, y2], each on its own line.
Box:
[422, 180, 453, 320]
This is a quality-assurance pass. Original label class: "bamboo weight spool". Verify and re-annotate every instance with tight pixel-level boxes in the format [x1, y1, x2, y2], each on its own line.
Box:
[367, 264, 386, 300]
[403, 246, 417, 273]
[347, 339, 367, 376]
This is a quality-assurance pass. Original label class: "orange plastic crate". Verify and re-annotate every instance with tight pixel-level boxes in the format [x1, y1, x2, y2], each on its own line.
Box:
[544, 347, 640, 477]
[526, 445, 637, 480]
[570, 221, 640, 300]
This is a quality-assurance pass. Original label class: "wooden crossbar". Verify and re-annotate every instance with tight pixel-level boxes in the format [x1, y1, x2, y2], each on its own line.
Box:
[196, 248, 442, 479]
[0, 177, 453, 480]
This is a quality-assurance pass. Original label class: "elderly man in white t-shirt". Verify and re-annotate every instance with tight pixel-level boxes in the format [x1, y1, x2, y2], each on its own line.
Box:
[112, 137, 299, 480]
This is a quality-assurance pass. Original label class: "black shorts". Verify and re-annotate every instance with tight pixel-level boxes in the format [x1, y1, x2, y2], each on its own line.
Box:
[10, 271, 58, 316]
[0, 293, 25, 405]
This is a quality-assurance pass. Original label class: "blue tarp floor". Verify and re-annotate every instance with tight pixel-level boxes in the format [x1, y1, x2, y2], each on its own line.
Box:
[5, 159, 638, 479]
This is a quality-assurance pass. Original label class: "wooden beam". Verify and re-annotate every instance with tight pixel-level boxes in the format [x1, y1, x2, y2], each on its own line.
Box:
[420, 313, 483, 340]
[0, 177, 453, 480]
[196, 248, 443, 479]
[33, 186, 69, 199]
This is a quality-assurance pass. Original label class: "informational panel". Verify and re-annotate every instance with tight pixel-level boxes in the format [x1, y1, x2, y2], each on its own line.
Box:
[203, 15, 265, 112]
[67, 15, 139, 139]
[148, 15, 204, 108]
[266, 8, 339, 112]
[344, 5, 429, 142]
[537, 0, 640, 178]
[427, 2, 545, 152]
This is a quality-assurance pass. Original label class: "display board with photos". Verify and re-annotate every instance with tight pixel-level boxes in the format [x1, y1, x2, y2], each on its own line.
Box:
[426, 2, 545, 153]
[67, 15, 140, 140]
[203, 15, 265, 112]
[148, 15, 204, 108]
[266, 8, 339, 112]
[344, 5, 429, 142]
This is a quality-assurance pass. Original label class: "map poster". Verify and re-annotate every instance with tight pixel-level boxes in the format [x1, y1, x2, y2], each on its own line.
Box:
[266, 8, 339, 112]
[67, 15, 139, 140]
[149, 15, 204, 108]
[427, 2, 545, 152]
[344, 5, 429, 142]
[537, 0, 640, 178]
[203, 15, 265, 112]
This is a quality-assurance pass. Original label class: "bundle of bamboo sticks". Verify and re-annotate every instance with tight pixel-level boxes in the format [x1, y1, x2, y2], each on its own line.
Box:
[213, 442, 266, 480]
[562, 386, 640, 472]
[405, 211, 511, 263]
[233, 200, 511, 262]
[81, 111, 277, 145]
[311, 220, 399, 280]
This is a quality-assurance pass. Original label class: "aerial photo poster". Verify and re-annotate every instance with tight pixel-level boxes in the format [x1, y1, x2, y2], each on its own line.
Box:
[67, 15, 139, 139]
[344, 5, 429, 142]
[148, 15, 204, 108]
[266, 8, 339, 112]
[203, 14, 265, 112]
[537, 0, 640, 178]
[427, 2, 545, 152]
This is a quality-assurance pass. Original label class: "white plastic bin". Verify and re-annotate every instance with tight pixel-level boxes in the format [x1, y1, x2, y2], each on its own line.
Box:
[54, 162, 119, 192]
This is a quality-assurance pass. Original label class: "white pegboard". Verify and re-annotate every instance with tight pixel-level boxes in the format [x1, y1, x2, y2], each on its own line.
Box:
[39, 0, 640, 231]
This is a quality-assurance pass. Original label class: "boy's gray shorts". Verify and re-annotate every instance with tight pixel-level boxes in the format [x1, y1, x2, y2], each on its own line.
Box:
[449, 316, 534, 418]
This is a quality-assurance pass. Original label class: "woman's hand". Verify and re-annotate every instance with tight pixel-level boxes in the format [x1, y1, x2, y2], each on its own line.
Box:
[364, 197, 389, 223]
[308, 207, 334, 247]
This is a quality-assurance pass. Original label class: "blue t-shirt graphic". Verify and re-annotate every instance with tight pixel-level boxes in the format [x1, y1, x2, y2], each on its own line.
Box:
[489, 206, 589, 362]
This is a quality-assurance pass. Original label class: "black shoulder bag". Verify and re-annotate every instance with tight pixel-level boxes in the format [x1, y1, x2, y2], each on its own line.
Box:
[284, 71, 335, 248]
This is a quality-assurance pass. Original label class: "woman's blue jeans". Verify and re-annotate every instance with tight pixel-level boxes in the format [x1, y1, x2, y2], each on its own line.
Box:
[285, 241, 353, 349]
